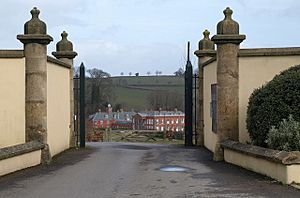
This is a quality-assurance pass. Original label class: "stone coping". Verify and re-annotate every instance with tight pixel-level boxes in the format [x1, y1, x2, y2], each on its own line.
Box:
[17, 34, 53, 45]
[201, 57, 216, 67]
[47, 56, 71, 69]
[52, 51, 77, 59]
[194, 50, 216, 58]
[0, 141, 44, 161]
[0, 50, 24, 58]
[211, 34, 246, 44]
[221, 140, 300, 165]
[239, 47, 300, 57]
[199, 47, 300, 68]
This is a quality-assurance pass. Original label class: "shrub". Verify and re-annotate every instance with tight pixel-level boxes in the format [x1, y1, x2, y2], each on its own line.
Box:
[246, 65, 300, 147]
[267, 115, 300, 151]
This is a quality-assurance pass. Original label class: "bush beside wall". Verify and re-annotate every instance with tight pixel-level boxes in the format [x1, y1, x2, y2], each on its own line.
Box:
[246, 65, 300, 147]
[267, 116, 300, 151]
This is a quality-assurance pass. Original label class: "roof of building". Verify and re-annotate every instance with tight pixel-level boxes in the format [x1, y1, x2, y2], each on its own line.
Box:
[134, 110, 184, 118]
[91, 111, 135, 121]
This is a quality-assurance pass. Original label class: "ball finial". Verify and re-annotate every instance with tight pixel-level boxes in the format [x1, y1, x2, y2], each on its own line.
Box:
[30, 7, 40, 19]
[223, 7, 233, 19]
[61, 31, 68, 39]
[203, 29, 210, 39]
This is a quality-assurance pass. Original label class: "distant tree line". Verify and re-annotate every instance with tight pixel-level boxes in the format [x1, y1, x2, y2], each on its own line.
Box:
[118, 67, 185, 77]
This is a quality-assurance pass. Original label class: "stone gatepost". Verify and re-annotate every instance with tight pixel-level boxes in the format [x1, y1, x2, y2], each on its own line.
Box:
[211, 7, 246, 161]
[194, 30, 216, 146]
[17, 7, 53, 163]
[52, 31, 77, 148]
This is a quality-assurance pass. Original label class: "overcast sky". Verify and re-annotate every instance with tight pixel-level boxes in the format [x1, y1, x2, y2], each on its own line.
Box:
[1, 0, 300, 76]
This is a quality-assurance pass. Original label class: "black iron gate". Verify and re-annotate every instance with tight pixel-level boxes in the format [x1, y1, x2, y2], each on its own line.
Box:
[74, 63, 86, 148]
[193, 73, 199, 146]
[184, 42, 193, 147]
[184, 42, 198, 147]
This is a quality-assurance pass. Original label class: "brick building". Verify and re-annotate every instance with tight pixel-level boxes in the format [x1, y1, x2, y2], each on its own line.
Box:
[90, 105, 135, 130]
[132, 110, 185, 132]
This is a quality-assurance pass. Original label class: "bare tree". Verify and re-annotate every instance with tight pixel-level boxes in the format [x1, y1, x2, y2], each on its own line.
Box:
[174, 68, 185, 76]
[73, 66, 80, 77]
[147, 71, 151, 76]
[120, 72, 124, 76]
[129, 72, 132, 76]
[85, 68, 114, 114]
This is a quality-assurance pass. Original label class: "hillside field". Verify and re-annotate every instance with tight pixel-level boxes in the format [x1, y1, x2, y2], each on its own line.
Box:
[111, 75, 184, 111]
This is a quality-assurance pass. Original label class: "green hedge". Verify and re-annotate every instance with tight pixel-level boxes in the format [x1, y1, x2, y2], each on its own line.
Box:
[246, 65, 300, 147]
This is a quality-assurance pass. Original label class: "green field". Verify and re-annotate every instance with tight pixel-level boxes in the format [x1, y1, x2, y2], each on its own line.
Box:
[111, 75, 184, 111]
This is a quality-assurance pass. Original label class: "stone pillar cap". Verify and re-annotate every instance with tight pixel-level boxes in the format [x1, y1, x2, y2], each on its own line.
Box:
[212, 7, 246, 45]
[56, 31, 74, 52]
[194, 30, 216, 58]
[17, 7, 53, 45]
[217, 7, 239, 35]
[199, 30, 215, 50]
[52, 31, 77, 59]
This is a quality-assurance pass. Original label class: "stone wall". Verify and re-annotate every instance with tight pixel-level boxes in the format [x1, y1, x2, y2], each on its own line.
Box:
[221, 140, 300, 184]
[0, 7, 77, 176]
[0, 52, 25, 148]
[47, 60, 71, 156]
[201, 51, 300, 152]
[238, 49, 300, 143]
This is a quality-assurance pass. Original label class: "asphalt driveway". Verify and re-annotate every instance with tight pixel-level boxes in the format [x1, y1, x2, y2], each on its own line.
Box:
[0, 142, 299, 198]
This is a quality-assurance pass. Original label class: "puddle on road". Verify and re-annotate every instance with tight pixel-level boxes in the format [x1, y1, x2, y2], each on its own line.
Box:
[159, 166, 189, 172]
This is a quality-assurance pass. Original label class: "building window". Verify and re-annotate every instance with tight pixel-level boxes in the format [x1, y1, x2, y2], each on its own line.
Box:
[211, 84, 217, 133]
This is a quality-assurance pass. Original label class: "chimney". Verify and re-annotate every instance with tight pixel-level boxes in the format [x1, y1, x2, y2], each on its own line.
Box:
[107, 104, 112, 114]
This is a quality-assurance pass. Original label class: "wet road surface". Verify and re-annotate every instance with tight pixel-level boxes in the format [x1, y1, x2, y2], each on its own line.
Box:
[0, 142, 299, 198]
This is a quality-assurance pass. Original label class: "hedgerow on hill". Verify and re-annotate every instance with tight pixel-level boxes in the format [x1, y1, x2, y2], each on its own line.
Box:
[246, 65, 300, 147]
